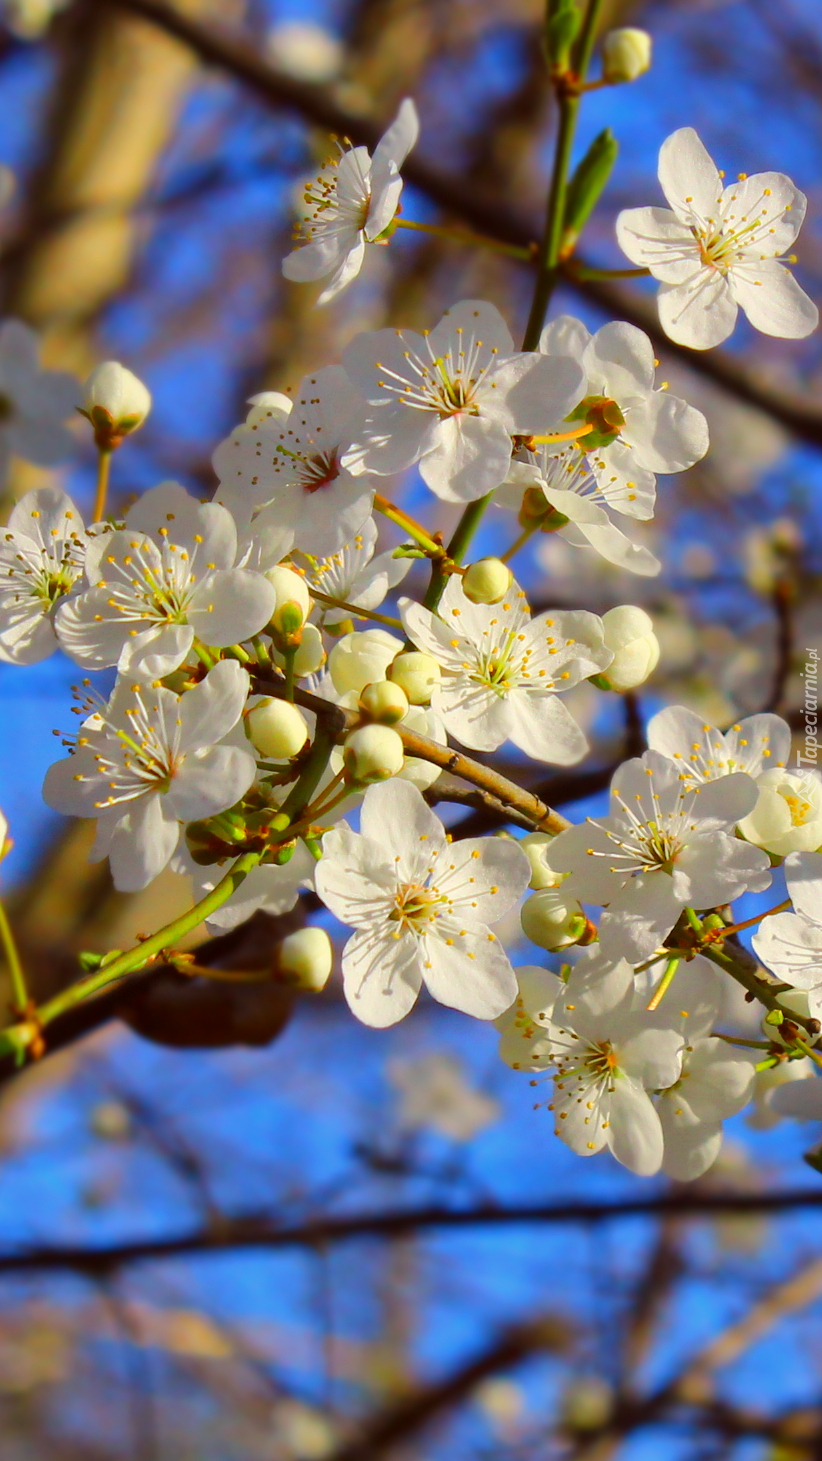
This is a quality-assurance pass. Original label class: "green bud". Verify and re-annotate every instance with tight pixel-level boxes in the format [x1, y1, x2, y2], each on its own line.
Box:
[561, 128, 619, 256]
[764, 1008, 785, 1027]
[543, 0, 580, 70]
[273, 841, 296, 866]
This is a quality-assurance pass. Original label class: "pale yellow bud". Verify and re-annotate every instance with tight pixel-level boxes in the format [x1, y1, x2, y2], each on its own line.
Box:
[273, 622, 326, 677]
[343, 724, 405, 784]
[265, 565, 311, 632]
[520, 888, 586, 951]
[81, 361, 151, 448]
[245, 698, 308, 760]
[462, 557, 513, 605]
[602, 27, 652, 84]
[388, 650, 441, 705]
[278, 927, 333, 991]
[600, 605, 659, 692]
[359, 680, 409, 724]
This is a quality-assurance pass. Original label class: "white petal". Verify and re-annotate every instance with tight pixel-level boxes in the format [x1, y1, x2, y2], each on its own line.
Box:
[658, 127, 723, 219]
[107, 795, 180, 892]
[657, 272, 738, 349]
[167, 745, 256, 821]
[730, 260, 818, 340]
[177, 659, 250, 751]
[785, 851, 822, 927]
[421, 926, 518, 1020]
[615, 206, 702, 283]
[622, 390, 709, 473]
[506, 690, 588, 766]
[188, 569, 276, 647]
[606, 1080, 664, 1176]
[342, 928, 423, 1027]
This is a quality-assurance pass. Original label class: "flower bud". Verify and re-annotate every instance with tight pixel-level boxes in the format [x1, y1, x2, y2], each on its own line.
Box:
[245, 698, 308, 760]
[462, 557, 513, 605]
[601, 27, 652, 84]
[520, 887, 586, 951]
[598, 605, 659, 692]
[359, 679, 409, 724]
[329, 629, 403, 696]
[388, 650, 441, 705]
[277, 927, 333, 991]
[80, 361, 151, 449]
[265, 565, 311, 635]
[343, 724, 405, 784]
[274, 622, 325, 677]
[519, 832, 562, 890]
[737, 768, 822, 857]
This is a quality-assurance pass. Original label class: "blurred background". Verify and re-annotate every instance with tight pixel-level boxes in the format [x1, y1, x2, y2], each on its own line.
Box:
[0, 0, 821, 1455]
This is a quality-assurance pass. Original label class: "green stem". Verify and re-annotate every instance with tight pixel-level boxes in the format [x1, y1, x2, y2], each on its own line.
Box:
[374, 494, 444, 558]
[522, 0, 605, 349]
[92, 448, 112, 524]
[564, 263, 650, 281]
[423, 0, 606, 616]
[0, 900, 27, 1016]
[282, 646, 297, 702]
[311, 589, 402, 630]
[34, 850, 263, 1030]
[395, 217, 533, 261]
[701, 942, 816, 1034]
[251, 635, 271, 669]
[278, 722, 335, 824]
[501, 524, 537, 565]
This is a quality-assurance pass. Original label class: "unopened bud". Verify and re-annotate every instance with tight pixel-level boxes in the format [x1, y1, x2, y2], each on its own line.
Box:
[329, 628, 403, 696]
[80, 361, 151, 449]
[602, 27, 652, 84]
[278, 927, 333, 991]
[274, 622, 325, 677]
[359, 679, 409, 724]
[519, 832, 562, 890]
[265, 565, 311, 634]
[521, 887, 586, 950]
[462, 557, 513, 605]
[343, 724, 405, 784]
[245, 698, 308, 760]
[597, 605, 659, 692]
[388, 650, 441, 705]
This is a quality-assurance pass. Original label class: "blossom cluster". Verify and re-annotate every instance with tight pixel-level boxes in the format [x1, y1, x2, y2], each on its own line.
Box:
[0, 96, 819, 1185]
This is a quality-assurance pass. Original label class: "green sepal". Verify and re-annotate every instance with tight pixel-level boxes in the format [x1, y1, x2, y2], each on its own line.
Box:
[561, 128, 619, 256]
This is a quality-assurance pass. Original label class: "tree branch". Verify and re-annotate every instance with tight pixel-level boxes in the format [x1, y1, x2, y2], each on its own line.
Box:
[1, 1189, 821, 1273]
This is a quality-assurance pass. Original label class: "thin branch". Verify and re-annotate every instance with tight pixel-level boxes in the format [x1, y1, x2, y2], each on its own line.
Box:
[106, 0, 822, 453]
[1, 1189, 822, 1273]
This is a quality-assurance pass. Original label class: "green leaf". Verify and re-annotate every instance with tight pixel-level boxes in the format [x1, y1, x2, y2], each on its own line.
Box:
[562, 128, 619, 254]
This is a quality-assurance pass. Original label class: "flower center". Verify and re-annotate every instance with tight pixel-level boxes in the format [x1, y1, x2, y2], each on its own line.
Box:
[299, 450, 340, 494]
[783, 787, 816, 827]
[390, 882, 446, 932]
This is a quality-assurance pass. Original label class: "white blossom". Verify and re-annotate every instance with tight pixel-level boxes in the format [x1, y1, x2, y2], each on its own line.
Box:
[54, 482, 275, 677]
[295, 518, 411, 627]
[0, 488, 88, 664]
[213, 367, 376, 558]
[541, 316, 709, 505]
[616, 127, 818, 349]
[341, 300, 585, 503]
[282, 99, 419, 304]
[43, 661, 256, 892]
[0, 319, 78, 482]
[315, 778, 530, 1027]
[499, 954, 683, 1176]
[658, 1038, 757, 1181]
[401, 573, 611, 764]
[737, 767, 822, 857]
[551, 750, 772, 963]
[647, 705, 791, 784]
